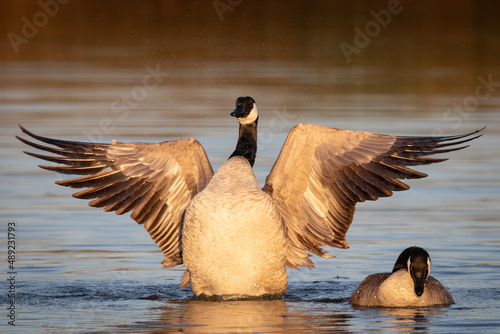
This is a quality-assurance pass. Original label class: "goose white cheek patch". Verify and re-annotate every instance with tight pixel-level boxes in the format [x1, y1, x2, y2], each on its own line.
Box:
[238, 104, 259, 124]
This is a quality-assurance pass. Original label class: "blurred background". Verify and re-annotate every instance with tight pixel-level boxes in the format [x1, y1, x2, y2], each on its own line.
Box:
[2, 0, 499, 120]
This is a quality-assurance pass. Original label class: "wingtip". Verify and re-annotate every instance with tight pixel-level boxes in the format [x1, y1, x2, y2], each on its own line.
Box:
[463, 127, 485, 140]
[17, 124, 39, 141]
[55, 178, 68, 186]
[461, 126, 485, 135]
[18, 124, 28, 133]
[16, 135, 34, 147]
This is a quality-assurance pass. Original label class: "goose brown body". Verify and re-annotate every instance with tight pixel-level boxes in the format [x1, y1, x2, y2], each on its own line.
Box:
[350, 247, 455, 307]
[350, 271, 454, 308]
[182, 157, 288, 298]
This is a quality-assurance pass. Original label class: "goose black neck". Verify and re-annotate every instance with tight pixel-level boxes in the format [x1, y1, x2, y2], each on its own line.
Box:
[229, 118, 258, 167]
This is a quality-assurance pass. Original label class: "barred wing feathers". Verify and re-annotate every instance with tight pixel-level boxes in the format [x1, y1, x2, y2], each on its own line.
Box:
[17, 125, 214, 268]
[263, 124, 482, 269]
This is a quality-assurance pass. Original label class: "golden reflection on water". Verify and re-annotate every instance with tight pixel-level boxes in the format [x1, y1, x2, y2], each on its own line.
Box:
[155, 300, 289, 333]
[150, 299, 356, 333]
[146, 300, 449, 333]
[375, 307, 444, 332]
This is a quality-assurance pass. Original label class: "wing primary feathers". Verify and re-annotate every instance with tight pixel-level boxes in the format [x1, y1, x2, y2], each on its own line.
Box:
[23, 151, 96, 167]
[380, 155, 448, 167]
[342, 166, 382, 201]
[398, 146, 469, 158]
[17, 125, 214, 269]
[264, 124, 483, 270]
[17, 136, 91, 159]
[73, 178, 140, 200]
[55, 170, 124, 187]
[348, 165, 395, 197]
[38, 164, 108, 175]
[18, 124, 103, 150]
[362, 160, 425, 179]
[394, 127, 483, 143]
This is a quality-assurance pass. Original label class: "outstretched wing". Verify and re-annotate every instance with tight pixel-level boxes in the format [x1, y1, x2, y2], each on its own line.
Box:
[16, 125, 214, 268]
[263, 123, 483, 269]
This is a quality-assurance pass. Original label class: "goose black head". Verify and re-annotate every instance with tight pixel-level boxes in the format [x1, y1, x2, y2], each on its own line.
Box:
[392, 246, 431, 297]
[230, 96, 258, 125]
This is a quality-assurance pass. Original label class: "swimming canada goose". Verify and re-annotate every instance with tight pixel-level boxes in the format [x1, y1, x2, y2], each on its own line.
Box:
[17, 96, 482, 298]
[349, 246, 455, 307]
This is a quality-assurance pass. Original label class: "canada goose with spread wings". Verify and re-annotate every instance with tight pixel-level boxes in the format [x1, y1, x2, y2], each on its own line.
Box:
[17, 96, 482, 298]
